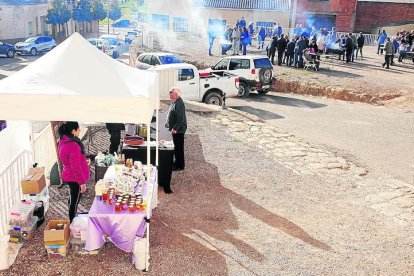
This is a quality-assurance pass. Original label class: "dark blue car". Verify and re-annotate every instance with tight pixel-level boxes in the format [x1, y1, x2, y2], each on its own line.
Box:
[0, 41, 15, 58]
[112, 20, 131, 28]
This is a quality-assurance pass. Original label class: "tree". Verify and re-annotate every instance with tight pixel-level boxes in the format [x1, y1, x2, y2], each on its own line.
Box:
[72, 0, 94, 34]
[108, 3, 121, 34]
[92, 0, 106, 37]
[45, 0, 71, 40]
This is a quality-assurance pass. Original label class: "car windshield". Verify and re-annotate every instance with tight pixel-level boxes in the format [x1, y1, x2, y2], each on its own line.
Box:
[107, 39, 118, 46]
[159, 55, 182, 64]
[254, 58, 273, 69]
[24, 37, 37, 43]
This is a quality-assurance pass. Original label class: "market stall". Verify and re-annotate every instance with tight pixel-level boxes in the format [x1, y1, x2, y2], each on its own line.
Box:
[0, 32, 160, 271]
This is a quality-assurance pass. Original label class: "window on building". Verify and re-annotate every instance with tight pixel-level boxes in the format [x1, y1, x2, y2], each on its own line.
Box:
[178, 69, 194, 81]
[173, 17, 188, 32]
[28, 22, 33, 36]
[152, 14, 169, 30]
[137, 13, 147, 23]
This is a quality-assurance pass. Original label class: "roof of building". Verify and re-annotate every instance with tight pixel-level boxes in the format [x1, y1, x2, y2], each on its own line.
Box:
[0, 0, 46, 5]
[193, 0, 290, 11]
[358, 0, 414, 3]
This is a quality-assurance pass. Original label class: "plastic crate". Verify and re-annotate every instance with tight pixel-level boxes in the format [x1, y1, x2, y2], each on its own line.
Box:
[45, 240, 70, 259]
[21, 186, 49, 203]
[9, 201, 36, 227]
[70, 238, 85, 254]
[9, 216, 38, 243]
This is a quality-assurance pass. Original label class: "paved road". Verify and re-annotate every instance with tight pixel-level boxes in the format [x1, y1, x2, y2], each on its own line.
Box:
[227, 92, 414, 183]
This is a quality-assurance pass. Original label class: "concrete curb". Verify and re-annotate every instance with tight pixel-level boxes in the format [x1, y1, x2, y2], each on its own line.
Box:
[225, 107, 265, 123]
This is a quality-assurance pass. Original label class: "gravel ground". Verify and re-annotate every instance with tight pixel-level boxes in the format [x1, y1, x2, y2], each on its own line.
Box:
[2, 111, 414, 275]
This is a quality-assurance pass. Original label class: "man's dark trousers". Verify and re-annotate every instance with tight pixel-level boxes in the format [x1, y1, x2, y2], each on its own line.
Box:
[172, 133, 185, 169]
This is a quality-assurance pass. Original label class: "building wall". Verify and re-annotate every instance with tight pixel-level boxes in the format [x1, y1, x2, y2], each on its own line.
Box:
[150, 1, 290, 34]
[0, 4, 49, 40]
[296, 0, 358, 32]
[355, 2, 414, 33]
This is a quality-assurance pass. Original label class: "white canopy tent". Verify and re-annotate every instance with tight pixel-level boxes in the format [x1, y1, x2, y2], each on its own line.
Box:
[0, 32, 159, 271]
[0, 32, 159, 123]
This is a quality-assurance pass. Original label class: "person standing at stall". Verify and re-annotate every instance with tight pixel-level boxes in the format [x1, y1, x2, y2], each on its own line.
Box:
[166, 87, 187, 172]
[106, 123, 125, 154]
[58, 122, 90, 223]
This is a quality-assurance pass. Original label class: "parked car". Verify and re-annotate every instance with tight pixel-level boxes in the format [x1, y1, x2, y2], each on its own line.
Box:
[87, 38, 110, 53]
[207, 55, 275, 97]
[15, 36, 56, 56]
[99, 34, 122, 58]
[149, 63, 239, 106]
[0, 41, 15, 58]
[112, 19, 131, 28]
[135, 53, 183, 70]
[125, 31, 141, 44]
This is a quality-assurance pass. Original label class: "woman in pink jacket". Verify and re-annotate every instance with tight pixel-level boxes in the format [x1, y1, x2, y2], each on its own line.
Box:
[58, 122, 90, 222]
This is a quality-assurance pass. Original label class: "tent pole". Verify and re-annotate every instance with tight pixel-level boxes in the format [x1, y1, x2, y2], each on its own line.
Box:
[145, 123, 151, 271]
[156, 108, 159, 167]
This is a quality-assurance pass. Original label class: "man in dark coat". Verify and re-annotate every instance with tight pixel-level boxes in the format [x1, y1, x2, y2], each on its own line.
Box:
[277, 34, 287, 66]
[106, 123, 125, 154]
[166, 87, 187, 173]
[286, 37, 296, 66]
[345, 35, 354, 63]
[356, 32, 365, 59]
[268, 35, 278, 65]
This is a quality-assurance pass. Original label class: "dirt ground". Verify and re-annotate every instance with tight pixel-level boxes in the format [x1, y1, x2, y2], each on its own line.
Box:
[131, 32, 414, 110]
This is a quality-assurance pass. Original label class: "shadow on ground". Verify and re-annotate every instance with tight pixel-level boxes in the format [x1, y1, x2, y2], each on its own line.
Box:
[246, 93, 327, 109]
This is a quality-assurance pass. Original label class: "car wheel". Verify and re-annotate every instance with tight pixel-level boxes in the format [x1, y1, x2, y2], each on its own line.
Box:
[30, 48, 37, 56]
[6, 50, 15, 58]
[258, 90, 269, 95]
[259, 68, 273, 83]
[238, 82, 250, 98]
[204, 92, 222, 106]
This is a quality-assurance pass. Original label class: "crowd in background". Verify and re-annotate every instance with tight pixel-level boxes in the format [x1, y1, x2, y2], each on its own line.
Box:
[208, 18, 414, 70]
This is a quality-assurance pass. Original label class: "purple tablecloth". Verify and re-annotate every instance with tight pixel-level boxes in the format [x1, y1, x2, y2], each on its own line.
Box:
[85, 199, 147, 252]
[85, 166, 157, 253]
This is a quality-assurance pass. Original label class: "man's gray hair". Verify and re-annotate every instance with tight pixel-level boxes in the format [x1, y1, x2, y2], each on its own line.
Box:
[170, 87, 181, 96]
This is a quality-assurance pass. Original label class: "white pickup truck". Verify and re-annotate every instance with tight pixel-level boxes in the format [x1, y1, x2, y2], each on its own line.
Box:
[148, 63, 240, 105]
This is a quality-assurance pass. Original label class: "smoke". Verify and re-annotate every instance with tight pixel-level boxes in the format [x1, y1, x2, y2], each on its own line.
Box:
[146, 0, 231, 54]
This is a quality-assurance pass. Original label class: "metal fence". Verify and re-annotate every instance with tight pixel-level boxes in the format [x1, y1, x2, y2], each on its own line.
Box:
[33, 123, 57, 179]
[0, 150, 32, 236]
[337, 32, 379, 46]
[0, 123, 56, 236]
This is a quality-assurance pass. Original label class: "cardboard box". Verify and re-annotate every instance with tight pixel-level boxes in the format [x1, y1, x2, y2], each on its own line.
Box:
[21, 167, 46, 194]
[44, 220, 70, 245]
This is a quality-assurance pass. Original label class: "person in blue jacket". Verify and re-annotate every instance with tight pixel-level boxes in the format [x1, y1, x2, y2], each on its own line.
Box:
[258, 26, 266, 49]
[277, 23, 282, 37]
[240, 26, 250, 55]
[239, 17, 246, 28]
[377, 30, 387, 55]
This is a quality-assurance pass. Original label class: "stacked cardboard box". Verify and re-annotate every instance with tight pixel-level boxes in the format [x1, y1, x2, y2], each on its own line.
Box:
[44, 220, 70, 259]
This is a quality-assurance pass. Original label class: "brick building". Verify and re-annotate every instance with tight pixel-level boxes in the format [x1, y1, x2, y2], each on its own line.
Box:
[355, 0, 414, 33]
[294, 0, 358, 32]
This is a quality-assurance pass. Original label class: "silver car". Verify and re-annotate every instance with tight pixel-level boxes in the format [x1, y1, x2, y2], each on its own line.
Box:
[15, 36, 57, 56]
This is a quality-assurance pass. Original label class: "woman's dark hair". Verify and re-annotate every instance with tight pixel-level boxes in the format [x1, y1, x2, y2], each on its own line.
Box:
[58, 121, 79, 137]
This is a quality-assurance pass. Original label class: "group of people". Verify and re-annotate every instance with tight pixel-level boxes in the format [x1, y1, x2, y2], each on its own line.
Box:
[57, 87, 188, 222]
[377, 29, 414, 69]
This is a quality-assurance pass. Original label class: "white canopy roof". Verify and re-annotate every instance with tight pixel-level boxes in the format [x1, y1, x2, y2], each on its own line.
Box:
[0, 32, 159, 124]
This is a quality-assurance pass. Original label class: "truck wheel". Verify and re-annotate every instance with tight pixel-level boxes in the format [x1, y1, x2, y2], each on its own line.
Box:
[238, 83, 250, 98]
[204, 92, 222, 106]
[259, 68, 272, 83]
